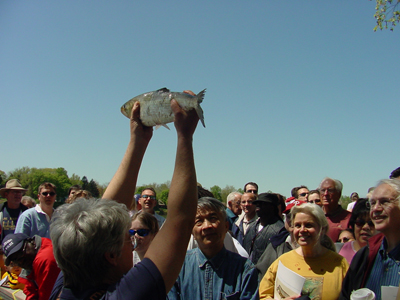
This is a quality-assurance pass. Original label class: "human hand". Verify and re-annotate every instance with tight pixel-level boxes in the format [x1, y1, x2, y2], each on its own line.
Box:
[130, 101, 153, 144]
[171, 90, 199, 138]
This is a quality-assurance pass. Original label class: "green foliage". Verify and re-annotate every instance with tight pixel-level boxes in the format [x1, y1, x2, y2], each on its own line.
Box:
[0, 170, 6, 186]
[373, 0, 400, 31]
[7, 167, 73, 200]
[340, 195, 351, 210]
[159, 189, 169, 205]
[210, 185, 222, 202]
[220, 185, 238, 204]
[88, 179, 100, 198]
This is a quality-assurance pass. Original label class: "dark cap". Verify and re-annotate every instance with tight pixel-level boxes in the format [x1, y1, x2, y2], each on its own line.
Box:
[2, 233, 29, 265]
[253, 193, 279, 207]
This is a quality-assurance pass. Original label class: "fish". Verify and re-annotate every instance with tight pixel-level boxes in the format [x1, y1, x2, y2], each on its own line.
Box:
[121, 88, 206, 129]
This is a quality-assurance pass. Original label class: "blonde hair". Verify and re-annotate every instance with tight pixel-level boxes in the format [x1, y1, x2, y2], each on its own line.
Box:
[291, 203, 335, 252]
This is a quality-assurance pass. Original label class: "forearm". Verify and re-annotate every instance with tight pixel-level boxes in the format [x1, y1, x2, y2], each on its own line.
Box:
[146, 136, 197, 292]
[102, 138, 149, 207]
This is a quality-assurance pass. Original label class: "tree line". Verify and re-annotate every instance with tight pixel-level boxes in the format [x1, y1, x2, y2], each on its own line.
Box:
[1, 167, 352, 209]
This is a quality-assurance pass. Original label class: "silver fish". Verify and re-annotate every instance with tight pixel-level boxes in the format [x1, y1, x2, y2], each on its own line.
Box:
[121, 88, 206, 129]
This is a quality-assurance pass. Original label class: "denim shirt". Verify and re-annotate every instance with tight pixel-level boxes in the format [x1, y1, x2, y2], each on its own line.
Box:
[168, 247, 259, 300]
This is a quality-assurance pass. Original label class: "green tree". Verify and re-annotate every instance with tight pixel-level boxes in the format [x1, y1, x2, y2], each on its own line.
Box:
[0, 170, 6, 186]
[88, 179, 100, 198]
[373, 0, 400, 31]
[159, 189, 169, 205]
[220, 185, 237, 204]
[82, 176, 89, 190]
[210, 185, 222, 202]
[340, 195, 351, 210]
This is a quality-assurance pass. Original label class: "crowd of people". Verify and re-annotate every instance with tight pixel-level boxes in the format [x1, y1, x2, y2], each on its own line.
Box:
[0, 91, 400, 300]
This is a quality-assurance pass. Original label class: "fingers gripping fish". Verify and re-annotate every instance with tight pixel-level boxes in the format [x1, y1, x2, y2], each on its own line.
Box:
[121, 88, 206, 130]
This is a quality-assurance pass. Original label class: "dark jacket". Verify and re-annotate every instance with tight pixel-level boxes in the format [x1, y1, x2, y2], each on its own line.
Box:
[255, 227, 292, 281]
[0, 202, 28, 241]
[243, 217, 284, 264]
[339, 233, 384, 300]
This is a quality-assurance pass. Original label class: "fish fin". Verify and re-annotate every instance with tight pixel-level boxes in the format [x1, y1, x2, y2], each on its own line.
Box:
[196, 89, 206, 103]
[156, 87, 170, 93]
[155, 124, 170, 130]
[195, 106, 206, 128]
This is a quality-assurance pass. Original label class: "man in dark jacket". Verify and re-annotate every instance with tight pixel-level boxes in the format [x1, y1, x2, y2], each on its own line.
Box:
[255, 199, 305, 280]
[0, 179, 28, 241]
[243, 193, 284, 264]
[340, 179, 400, 300]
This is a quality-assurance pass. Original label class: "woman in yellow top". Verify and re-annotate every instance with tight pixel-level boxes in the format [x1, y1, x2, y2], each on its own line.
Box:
[259, 203, 349, 300]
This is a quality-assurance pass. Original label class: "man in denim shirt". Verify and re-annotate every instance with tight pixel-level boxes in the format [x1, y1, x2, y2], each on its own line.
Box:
[168, 197, 259, 300]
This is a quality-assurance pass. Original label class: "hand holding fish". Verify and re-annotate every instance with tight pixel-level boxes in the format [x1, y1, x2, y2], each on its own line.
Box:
[129, 101, 153, 144]
[121, 87, 206, 130]
[171, 93, 199, 139]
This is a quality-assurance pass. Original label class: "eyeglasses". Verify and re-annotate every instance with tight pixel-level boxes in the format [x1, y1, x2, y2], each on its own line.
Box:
[129, 229, 150, 237]
[308, 199, 321, 204]
[241, 200, 253, 205]
[355, 219, 374, 227]
[246, 190, 258, 194]
[320, 188, 336, 194]
[337, 237, 351, 243]
[141, 195, 156, 200]
[41, 192, 55, 197]
[299, 193, 309, 197]
[367, 197, 398, 209]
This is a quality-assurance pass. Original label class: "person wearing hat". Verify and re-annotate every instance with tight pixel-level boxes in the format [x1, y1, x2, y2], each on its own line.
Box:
[243, 193, 284, 264]
[0, 179, 29, 241]
[1, 233, 60, 300]
[255, 199, 306, 280]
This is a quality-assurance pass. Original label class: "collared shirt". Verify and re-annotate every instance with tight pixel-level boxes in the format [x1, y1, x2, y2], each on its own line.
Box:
[365, 238, 400, 300]
[168, 247, 259, 300]
[14, 205, 53, 238]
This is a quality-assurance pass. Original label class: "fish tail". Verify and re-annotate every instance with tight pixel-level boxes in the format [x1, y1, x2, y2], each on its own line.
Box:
[195, 106, 206, 128]
[196, 89, 206, 103]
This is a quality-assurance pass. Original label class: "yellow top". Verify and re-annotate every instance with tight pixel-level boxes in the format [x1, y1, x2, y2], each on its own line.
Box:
[259, 249, 349, 300]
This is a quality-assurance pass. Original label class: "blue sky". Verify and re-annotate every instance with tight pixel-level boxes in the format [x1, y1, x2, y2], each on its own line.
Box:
[1, 1, 399, 198]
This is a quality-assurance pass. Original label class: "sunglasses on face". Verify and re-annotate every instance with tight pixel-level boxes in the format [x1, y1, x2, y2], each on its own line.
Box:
[129, 229, 150, 237]
[355, 219, 374, 227]
[141, 195, 156, 200]
[42, 192, 56, 196]
[337, 237, 351, 243]
[299, 193, 309, 197]
[246, 190, 257, 194]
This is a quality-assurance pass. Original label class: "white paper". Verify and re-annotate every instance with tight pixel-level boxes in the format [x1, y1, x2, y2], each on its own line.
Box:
[381, 286, 398, 300]
[274, 261, 306, 300]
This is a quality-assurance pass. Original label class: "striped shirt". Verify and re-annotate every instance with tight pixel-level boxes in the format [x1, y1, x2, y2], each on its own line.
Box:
[365, 238, 400, 300]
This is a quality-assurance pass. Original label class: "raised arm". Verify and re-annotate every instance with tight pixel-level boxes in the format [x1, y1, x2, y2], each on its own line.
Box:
[102, 101, 153, 207]
[145, 94, 199, 292]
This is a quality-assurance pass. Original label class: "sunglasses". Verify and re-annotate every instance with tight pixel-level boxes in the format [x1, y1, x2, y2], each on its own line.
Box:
[141, 195, 156, 200]
[355, 219, 374, 227]
[337, 237, 351, 243]
[129, 229, 150, 237]
[41, 192, 56, 196]
[299, 193, 309, 197]
[246, 190, 258, 194]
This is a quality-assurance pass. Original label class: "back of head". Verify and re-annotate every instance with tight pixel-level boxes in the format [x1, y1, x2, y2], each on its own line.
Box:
[197, 186, 214, 199]
[390, 167, 400, 179]
[50, 198, 131, 293]
[65, 189, 93, 204]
